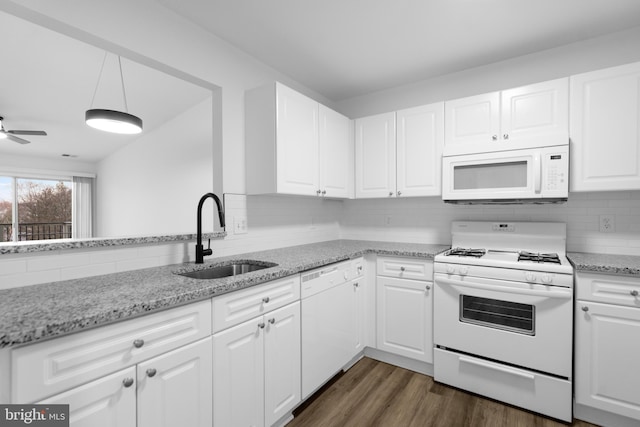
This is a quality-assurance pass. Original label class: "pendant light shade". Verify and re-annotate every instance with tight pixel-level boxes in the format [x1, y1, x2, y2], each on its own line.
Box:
[85, 109, 142, 134]
[86, 53, 143, 134]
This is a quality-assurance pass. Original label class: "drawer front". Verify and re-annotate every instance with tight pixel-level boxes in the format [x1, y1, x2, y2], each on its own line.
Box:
[212, 275, 300, 333]
[434, 348, 572, 422]
[376, 256, 433, 281]
[576, 272, 640, 308]
[12, 300, 212, 403]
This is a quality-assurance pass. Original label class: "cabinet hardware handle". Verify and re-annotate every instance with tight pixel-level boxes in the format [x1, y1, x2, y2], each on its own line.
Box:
[354, 282, 359, 288]
[122, 378, 134, 388]
[400, 266, 406, 272]
[258, 322, 265, 329]
[316, 189, 321, 195]
[321, 190, 326, 195]
[146, 368, 157, 378]
[492, 135, 497, 141]
[581, 306, 589, 312]
[397, 191, 402, 196]
[426, 285, 431, 290]
[133, 339, 144, 348]
[357, 266, 363, 272]
[388, 192, 393, 197]
[262, 297, 270, 303]
[503, 134, 509, 140]
[631, 290, 639, 297]
[268, 318, 275, 324]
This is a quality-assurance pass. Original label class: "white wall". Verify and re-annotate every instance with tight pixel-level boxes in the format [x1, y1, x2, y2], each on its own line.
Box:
[96, 98, 215, 237]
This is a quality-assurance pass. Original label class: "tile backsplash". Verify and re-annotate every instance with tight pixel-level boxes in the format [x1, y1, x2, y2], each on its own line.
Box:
[1, 191, 638, 289]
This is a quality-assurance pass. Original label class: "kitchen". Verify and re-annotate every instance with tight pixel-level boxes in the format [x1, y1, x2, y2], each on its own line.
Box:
[1, 1, 640, 426]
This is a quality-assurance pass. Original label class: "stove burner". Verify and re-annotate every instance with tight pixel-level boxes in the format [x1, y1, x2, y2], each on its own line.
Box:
[447, 247, 486, 258]
[518, 251, 561, 264]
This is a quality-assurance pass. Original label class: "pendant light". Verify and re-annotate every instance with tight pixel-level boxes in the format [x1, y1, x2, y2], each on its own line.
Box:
[85, 52, 143, 134]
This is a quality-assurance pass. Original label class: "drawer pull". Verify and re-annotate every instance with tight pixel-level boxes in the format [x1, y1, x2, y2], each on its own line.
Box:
[133, 339, 145, 348]
[146, 368, 157, 378]
[354, 282, 359, 288]
[268, 318, 275, 324]
[122, 378, 134, 388]
[631, 290, 639, 297]
[581, 306, 589, 312]
[258, 322, 265, 329]
[262, 297, 270, 303]
[400, 267, 406, 272]
[426, 285, 431, 290]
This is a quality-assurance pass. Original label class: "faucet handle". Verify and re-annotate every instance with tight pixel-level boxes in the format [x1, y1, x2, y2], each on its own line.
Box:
[203, 238, 212, 257]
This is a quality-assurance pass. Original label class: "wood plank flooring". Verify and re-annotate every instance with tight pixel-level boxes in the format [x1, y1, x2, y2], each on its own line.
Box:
[288, 357, 599, 427]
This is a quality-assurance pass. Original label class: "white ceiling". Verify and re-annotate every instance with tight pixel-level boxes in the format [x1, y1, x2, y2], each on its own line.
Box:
[0, 11, 211, 163]
[158, 0, 640, 101]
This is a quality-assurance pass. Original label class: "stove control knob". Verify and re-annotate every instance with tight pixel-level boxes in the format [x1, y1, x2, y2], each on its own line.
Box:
[525, 272, 537, 283]
[446, 264, 456, 274]
[459, 266, 469, 276]
[541, 274, 553, 284]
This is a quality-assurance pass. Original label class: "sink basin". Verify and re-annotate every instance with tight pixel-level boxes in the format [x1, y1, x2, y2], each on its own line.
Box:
[177, 261, 277, 280]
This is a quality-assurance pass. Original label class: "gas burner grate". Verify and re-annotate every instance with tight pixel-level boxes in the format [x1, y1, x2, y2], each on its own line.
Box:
[448, 247, 486, 258]
[518, 251, 561, 264]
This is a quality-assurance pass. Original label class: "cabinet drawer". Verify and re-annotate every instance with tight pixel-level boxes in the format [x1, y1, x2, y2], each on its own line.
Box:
[212, 275, 300, 333]
[12, 300, 211, 404]
[576, 272, 640, 308]
[376, 256, 433, 281]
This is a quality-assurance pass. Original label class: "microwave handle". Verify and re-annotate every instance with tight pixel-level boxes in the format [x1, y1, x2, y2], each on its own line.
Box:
[534, 153, 542, 194]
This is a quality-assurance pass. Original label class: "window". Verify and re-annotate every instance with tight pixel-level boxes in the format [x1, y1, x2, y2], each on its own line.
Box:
[0, 176, 72, 242]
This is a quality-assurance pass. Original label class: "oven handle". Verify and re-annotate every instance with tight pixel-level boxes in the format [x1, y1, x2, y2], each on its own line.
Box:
[435, 276, 572, 299]
[534, 153, 542, 194]
[459, 356, 535, 380]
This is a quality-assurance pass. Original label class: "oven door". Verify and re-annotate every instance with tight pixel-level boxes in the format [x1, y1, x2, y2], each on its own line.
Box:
[441, 146, 568, 202]
[433, 272, 572, 378]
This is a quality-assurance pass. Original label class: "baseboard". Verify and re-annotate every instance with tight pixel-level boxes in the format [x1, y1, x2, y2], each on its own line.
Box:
[574, 403, 639, 427]
[364, 347, 434, 376]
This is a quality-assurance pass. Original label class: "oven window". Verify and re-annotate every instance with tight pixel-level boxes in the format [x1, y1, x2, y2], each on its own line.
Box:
[460, 295, 535, 335]
[453, 161, 527, 190]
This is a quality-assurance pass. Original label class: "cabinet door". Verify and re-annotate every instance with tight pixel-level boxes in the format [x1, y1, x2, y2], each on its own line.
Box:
[38, 367, 136, 427]
[319, 105, 354, 198]
[264, 302, 301, 427]
[396, 103, 444, 197]
[276, 82, 319, 195]
[355, 112, 396, 198]
[137, 338, 212, 427]
[213, 317, 265, 427]
[575, 300, 640, 421]
[444, 91, 500, 152]
[500, 78, 568, 147]
[376, 276, 433, 363]
[570, 62, 640, 191]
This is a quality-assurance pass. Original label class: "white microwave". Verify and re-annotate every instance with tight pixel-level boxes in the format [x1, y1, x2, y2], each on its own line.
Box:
[442, 145, 569, 204]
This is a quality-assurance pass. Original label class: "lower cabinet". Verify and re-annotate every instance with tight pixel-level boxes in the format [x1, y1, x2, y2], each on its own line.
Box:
[213, 301, 301, 427]
[38, 337, 213, 427]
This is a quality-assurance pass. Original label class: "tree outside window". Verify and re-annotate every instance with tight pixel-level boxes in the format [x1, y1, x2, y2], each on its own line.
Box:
[0, 176, 72, 242]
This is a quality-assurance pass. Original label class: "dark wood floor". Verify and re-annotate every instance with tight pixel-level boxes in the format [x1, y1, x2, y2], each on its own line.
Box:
[288, 357, 599, 427]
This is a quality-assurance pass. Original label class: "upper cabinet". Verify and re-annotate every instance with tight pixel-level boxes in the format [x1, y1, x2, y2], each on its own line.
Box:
[570, 62, 640, 192]
[245, 82, 353, 198]
[355, 103, 444, 198]
[444, 78, 569, 156]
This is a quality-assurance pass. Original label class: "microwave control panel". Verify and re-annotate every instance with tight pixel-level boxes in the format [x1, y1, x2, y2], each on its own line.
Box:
[543, 152, 568, 193]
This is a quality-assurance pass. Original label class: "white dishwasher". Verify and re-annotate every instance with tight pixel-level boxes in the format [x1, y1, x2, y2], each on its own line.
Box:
[301, 257, 364, 399]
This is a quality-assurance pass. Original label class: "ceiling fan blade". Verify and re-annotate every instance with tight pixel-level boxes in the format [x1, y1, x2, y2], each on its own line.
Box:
[7, 130, 47, 136]
[6, 133, 31, 144]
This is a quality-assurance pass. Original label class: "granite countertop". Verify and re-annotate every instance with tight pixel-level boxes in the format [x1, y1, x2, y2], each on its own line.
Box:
[568, 252, 640, 277]
[0, 240, 448, 349]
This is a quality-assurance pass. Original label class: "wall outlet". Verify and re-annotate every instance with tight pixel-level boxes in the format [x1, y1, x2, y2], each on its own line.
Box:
[233, 216, 248, 234]
[599, 215, 615, 233]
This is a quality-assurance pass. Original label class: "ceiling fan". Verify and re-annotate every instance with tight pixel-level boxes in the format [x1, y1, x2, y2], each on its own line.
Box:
[0, 116, 47, 144]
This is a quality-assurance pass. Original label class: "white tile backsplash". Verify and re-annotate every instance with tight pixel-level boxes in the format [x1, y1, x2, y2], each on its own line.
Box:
[1, 191, 638, 289]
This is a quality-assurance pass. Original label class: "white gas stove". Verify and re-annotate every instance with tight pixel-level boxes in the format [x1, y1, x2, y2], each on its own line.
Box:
[433, 221, 574, 422]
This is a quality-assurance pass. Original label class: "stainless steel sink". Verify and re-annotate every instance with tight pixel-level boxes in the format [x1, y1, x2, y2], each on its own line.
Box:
[177, 261, 277, 280]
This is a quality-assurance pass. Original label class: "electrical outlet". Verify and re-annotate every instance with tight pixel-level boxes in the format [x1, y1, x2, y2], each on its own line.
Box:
[599, 215, 615, 233]
[233, 216, 248, 234]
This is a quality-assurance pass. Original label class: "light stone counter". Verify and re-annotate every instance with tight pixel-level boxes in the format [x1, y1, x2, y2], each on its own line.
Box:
[0, 240, 448, 348]
[568, 252, 640, 277]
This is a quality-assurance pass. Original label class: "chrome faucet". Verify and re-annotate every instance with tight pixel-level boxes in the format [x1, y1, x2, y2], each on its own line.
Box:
[196, 192, 225, 264]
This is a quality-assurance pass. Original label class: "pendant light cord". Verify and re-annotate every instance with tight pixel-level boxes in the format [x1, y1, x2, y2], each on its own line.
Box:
[89, 52, 130, 113]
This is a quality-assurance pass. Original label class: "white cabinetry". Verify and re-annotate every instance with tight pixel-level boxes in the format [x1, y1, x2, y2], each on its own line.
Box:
[445, 78, 568, 155]
[39, 338, 213, 427]
[575, 272, 640, 424]
[355, 103, 444, 198]
[212, 276, 301, 427]
[246, 82, 353, 198]
[376, 257, 433, 363]
[570, 62, 640, 192]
